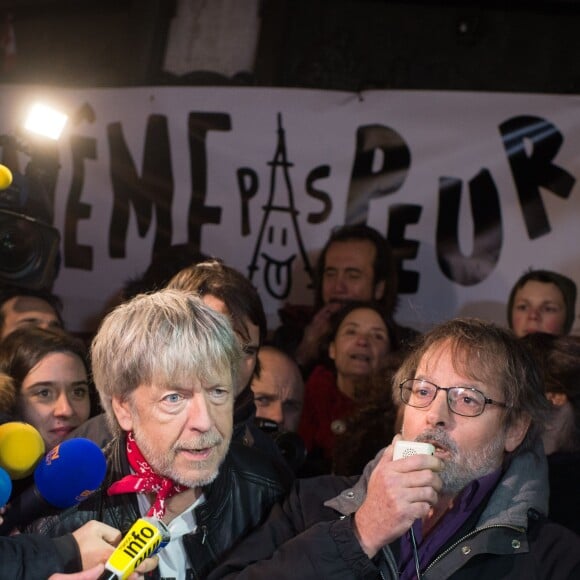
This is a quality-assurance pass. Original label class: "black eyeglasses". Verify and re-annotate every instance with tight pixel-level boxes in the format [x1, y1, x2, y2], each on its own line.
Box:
[399, 379, 508, 417]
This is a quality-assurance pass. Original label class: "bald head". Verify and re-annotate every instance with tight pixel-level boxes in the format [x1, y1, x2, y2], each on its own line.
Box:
[251, 346, 304, 432]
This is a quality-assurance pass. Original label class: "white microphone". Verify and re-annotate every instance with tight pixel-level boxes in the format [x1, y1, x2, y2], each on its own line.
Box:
[392, 440, 436, 580]
[393, 440, 435, 461]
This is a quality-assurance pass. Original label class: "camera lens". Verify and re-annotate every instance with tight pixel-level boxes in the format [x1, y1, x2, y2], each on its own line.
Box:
[0, 210, 60, 289]
[254, 417, 307, 473]
[271, 431, 307, 470]
[0, 219, 40, 273]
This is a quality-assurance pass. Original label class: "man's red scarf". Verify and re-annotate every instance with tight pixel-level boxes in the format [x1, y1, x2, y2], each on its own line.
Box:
[107, 432, 187, 518]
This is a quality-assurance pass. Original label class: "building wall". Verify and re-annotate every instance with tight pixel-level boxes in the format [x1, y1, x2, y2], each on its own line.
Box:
[1, 0, 580, 93]
[263, 0, 580, 94]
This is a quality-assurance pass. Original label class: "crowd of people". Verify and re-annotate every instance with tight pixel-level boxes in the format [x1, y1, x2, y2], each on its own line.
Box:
[1, 223, 580, 579]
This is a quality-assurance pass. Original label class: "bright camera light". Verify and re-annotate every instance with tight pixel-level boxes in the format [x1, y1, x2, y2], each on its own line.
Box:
[23, 103, 68, 141]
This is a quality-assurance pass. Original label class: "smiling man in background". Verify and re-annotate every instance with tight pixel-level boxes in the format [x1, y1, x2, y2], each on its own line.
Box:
[273, 224, 418, 376]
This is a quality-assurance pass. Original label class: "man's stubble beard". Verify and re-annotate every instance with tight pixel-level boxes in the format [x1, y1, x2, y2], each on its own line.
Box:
[413, 428, 505, 495]
[132, 427, 231, 488]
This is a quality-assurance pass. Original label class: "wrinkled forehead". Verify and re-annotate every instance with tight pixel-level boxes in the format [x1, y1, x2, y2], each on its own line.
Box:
[258, 353, 303, 396]
[150, 365, 233, 391]
[419, 338, 494, 387]
[279, 370, 304, 401]
[144, 343, 234, 390]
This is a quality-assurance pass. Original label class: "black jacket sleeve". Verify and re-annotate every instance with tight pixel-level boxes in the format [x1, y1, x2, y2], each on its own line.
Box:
[1, 532, 81, 579]
[208, 476, 381, 580]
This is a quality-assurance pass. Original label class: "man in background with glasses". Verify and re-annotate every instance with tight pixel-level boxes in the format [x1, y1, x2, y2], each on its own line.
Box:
[209, 317, 580, 580]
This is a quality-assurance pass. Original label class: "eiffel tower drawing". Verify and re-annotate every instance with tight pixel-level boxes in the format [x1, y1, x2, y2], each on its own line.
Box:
[248, 113, 313, 299]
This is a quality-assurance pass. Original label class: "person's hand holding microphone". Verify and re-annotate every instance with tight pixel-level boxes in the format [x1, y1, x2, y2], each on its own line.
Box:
[353, 434, 443, 557]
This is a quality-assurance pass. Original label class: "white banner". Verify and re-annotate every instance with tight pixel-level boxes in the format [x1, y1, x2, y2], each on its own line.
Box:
[1, 86, 579, 335]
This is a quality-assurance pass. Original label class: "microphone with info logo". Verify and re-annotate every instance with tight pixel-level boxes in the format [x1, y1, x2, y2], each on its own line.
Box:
[98, 516, 171, 580]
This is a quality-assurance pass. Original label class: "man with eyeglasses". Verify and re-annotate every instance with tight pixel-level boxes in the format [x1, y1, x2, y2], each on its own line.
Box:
[209, 318, 580, 580]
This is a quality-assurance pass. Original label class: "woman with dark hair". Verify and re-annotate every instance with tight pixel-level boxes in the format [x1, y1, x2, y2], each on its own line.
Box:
[508, 269, 577, 337]
[298, 301, 397, 474]
[0, 372, 15, 416]
[331, 349, 406, 476]
[0, 326, 95, 450]
[521, 332, 580, 535]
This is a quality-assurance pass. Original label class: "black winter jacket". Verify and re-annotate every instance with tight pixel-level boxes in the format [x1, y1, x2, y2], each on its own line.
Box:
[209, 447, 580, 579]
[30, 435, 292, 579]
[0, 533, 78, 579]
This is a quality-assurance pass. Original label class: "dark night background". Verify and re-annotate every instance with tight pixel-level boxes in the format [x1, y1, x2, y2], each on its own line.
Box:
[0, 0, 580, 94]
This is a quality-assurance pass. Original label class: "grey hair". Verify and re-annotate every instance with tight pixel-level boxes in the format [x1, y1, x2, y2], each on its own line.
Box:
[90, 288, 241, 436]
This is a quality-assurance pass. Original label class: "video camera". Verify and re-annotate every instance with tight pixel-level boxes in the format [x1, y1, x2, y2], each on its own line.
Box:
[0, 103, 68, 291]
[0, 134, 61, 290]
[0, 208, 60, 290]
[254, 418, 307, 474]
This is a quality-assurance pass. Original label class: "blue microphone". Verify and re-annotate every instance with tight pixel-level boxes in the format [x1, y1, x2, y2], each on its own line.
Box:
[0, 438, 107, 535]
[0, 467, 11, 507]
